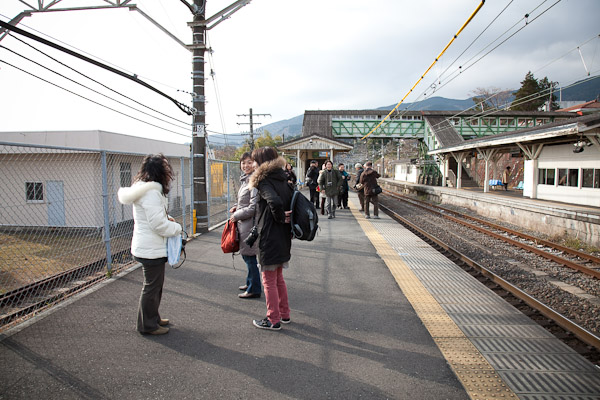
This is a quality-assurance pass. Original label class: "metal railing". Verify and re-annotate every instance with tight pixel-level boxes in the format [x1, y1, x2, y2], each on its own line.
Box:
[0, 142, 238, 330]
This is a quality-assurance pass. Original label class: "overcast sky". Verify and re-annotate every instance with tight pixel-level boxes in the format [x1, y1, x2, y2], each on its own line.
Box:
[1, 0, 599, 145]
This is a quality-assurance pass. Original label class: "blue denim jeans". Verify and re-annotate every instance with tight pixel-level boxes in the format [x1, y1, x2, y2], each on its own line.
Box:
[242, 254, 261, 294]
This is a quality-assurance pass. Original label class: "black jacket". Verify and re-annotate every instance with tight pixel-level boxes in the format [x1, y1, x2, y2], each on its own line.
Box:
[249, 156, 294, 266]
[285, 169, 297, 185]
[305, 166, 320, 188]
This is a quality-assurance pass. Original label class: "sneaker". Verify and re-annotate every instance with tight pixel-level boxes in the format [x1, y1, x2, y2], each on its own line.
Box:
[373, 215, 380, 219]
[281, 318, 291, 324]
[328, 215, 333, 219]
[147, 326, 169, 335]
[253, 317, 281, 331]
[239, 284, 248, 291]
[365, 215, 371, 219]
[158, 318, 170, 326]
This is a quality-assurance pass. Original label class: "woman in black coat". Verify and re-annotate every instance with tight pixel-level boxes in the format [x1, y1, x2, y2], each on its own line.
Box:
[284, 163, 297, 186]
[248, 147, 294, 330]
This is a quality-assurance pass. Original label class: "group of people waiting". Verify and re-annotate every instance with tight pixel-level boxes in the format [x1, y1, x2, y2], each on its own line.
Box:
[304, 160, 352, 219]
[305, 160, 381, 219]
[118, 149, 382, 336]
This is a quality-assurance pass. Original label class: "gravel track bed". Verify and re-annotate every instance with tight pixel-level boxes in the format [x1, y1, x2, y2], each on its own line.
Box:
[379, 195, 600, 336]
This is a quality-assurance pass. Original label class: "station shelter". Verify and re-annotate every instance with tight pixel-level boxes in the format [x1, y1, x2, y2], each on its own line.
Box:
[277, 134, 353, 184]
[427, 114, 600, 207]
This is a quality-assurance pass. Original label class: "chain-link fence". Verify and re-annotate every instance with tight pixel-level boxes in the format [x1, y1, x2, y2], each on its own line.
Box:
[208, 159, 242, 229]
[0, 142, 196, 330]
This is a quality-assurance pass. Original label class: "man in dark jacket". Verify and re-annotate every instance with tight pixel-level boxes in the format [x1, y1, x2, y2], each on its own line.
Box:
[359, 161, 380, 219]
[354, 163, 365, 212]
[305, 160, 320, 208]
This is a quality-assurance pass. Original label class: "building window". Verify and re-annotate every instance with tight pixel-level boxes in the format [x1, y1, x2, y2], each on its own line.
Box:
[582, 169, 600, 188]
[483, 118, 497, 126]
[120, 162, 132, 187]
[26, 182, 44, 202]
[538, 168, 555, 185]
[557, 168, 579, 187]
[568, 169, 579, 187]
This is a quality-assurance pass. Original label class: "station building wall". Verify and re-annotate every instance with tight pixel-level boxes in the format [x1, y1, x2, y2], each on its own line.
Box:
[524, 143, 600, 207]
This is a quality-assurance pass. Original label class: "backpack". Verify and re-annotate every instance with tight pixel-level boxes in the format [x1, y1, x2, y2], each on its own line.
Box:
[290, 189, 319, 241]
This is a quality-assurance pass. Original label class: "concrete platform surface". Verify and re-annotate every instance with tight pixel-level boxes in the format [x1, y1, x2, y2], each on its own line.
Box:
[0, 193, 467, 399]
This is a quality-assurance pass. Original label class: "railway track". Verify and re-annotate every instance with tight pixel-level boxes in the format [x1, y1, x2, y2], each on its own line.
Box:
[382, 189, 600, 280]
[0, 250, 133, 329]
[376, 192, 600, 358]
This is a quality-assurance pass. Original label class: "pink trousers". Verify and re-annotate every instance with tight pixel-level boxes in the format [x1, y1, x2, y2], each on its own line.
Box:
[262, 267, 290, 325]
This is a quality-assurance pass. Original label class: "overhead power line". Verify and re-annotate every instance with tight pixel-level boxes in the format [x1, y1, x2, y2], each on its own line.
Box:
[361, 0, 485, 140]
[0, 42, 191, 131]
[0, 19, 193, 116]
[6, 33, 192, 127]
[0, 59, 191, 138]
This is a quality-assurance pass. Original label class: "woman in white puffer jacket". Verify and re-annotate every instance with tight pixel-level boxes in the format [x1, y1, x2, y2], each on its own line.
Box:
[118, 154, 182, 335]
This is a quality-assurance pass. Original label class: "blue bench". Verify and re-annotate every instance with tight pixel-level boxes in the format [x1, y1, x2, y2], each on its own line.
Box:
[489, 179, 503, 189]
[516, 181, 524, 190]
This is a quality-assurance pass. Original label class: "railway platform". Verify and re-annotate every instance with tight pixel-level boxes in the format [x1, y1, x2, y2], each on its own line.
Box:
[381, 178, 600, 247]
[1, 190, 599, 399]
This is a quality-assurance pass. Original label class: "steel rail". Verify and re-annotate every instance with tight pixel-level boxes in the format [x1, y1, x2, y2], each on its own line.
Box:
[382, 189, 600, 280]
[386, 189, 600, 265]
[379, 203, 600, 352]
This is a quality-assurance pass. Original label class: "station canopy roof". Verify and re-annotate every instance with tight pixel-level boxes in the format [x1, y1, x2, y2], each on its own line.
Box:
[428, 114, 600, 156]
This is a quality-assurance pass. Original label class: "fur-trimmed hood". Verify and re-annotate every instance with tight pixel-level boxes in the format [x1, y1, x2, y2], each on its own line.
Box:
[118, 181, 163, 205]
[249, 156, 287, 189]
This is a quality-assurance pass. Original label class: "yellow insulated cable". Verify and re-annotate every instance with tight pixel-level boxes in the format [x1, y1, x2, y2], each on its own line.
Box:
[361, 0, 485, 140]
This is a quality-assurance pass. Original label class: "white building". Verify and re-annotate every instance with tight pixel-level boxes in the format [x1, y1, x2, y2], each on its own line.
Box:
[428, 115, 600, 207]
[0, 130, 191, 229]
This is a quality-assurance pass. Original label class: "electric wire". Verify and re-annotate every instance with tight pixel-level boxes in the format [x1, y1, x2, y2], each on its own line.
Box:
[0, 42, 191, 131]
[387, 0, 562, 129]
[360, 0, 486, 140]
[0, 19, 193, 115]
[398, 0, 570, 133]
[428, 0, 563, 105]
[206, 33, 229, 144]
[0, 12, 187, 93]
[0, 58, 191, 138]
[435, 0, 515, 87]
[7, 32, 191, 126]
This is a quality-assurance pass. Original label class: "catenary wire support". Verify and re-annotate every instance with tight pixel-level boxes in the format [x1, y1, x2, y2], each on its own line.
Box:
[361, 0, 485, 140]
[578, 46, 590, 76]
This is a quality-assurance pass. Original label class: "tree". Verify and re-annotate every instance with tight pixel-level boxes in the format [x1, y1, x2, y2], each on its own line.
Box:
[470, 86, 513, 111]
[233, 130, 284, 160]
[510, 71, 558, 111]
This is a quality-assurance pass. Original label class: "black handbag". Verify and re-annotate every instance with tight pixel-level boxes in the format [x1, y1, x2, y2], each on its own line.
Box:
[372, 185, 383, 195]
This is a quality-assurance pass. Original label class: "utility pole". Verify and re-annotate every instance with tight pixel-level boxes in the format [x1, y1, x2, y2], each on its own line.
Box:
[189, 0, 209, 234]
[237, 108, 270, 150]
[187, 0, 251, 234]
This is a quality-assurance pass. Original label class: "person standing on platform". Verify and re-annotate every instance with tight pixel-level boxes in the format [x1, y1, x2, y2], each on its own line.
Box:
[284, 162, 297, 186]
[248, 146, 294, 331]
[305, 160, 320, 209]
[229, 152, 261, 299]
[502, 166, 511, 191]
[318, 160, 343, 219]
[359, 161, 380, 219]
[118, 154, 182, 335]
[319, 163, 327, 215]
[337, 163, 350, 209]
[354, 163, 365, 212]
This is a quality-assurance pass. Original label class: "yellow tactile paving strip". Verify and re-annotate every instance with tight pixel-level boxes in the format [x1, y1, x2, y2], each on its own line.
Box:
[349, 200, 517, 399]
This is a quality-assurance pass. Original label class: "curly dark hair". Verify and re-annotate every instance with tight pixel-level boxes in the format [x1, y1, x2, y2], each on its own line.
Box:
[134, 153, 173, 195]
[251, 146, 279, 166]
